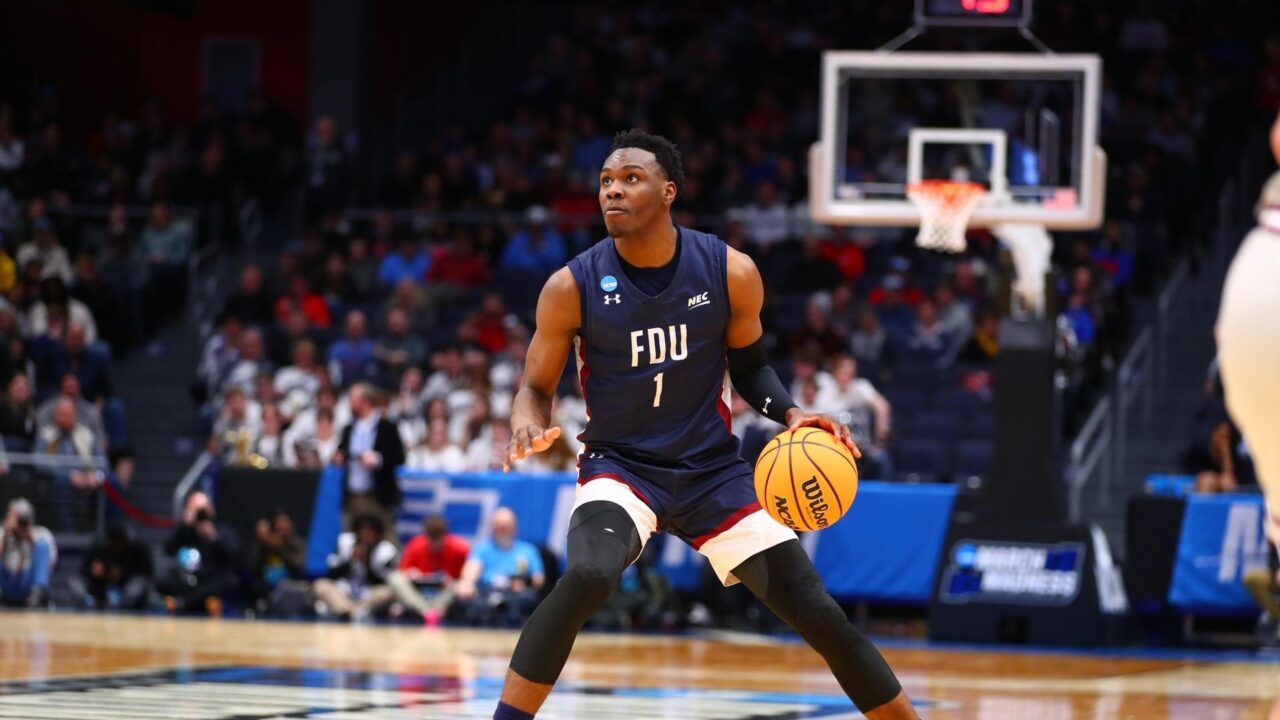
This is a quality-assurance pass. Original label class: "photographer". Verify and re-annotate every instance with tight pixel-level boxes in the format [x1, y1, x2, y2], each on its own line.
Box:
[70, 524, 152, 610]
[157, 491, 240, 616]
[0, 498, 56, 608]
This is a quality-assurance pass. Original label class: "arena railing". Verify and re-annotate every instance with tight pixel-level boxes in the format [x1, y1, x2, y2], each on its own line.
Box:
[2, 451, 113, 552]
[1068, 138, 1266, 523]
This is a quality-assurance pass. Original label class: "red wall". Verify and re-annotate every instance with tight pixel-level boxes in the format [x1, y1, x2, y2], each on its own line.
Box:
[0, 0, 309, 132]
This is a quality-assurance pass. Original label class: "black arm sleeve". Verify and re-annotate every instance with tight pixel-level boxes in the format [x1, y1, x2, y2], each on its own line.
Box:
[727, 337, 797, 426]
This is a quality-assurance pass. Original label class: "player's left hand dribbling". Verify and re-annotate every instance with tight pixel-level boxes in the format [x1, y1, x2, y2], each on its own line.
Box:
[504, 425, 563, 472]
[785, 409, 862, 458]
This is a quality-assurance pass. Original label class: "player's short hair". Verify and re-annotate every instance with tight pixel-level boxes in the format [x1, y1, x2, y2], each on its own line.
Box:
[610, 128, 684, 192]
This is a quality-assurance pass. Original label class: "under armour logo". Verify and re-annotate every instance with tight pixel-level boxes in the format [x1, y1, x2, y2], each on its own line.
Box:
[603, 294, 621, 305]
[604, 528, 615, 534]
[588, 452, 602, 459]
[763, 397, 772, 414]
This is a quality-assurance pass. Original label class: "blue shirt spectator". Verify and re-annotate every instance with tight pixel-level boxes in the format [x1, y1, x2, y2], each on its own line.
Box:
[501, 207, 567, 274]
[327, 311, 377, 387]
[463, 507, 545, 591]
[378, 239, 431, 287]
[1064, 296, 1097, 345]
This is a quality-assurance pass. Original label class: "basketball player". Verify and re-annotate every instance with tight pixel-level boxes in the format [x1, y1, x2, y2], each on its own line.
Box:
[1217, 112, 1280, 546]
[493, 130, 917, 720]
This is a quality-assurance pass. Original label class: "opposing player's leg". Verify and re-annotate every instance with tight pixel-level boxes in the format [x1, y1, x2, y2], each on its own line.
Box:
[1217, 204, 1280, 544]
[496, 478, 656, 718]
[732, 541, 917, 719]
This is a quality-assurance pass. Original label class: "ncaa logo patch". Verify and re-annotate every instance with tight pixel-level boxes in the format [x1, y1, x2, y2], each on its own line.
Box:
[601, 275, 619, 292]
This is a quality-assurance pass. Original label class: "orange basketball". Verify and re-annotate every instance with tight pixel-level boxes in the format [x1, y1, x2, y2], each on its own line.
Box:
[753, 426, 858, 531]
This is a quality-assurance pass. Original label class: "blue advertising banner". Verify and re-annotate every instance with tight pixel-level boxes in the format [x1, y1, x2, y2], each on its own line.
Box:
[1168, 493, 1269, 614]
[387, 471, 957, 602]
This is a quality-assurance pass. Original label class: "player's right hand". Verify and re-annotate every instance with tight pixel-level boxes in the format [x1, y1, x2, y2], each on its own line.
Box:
[504, 425, 562, 472]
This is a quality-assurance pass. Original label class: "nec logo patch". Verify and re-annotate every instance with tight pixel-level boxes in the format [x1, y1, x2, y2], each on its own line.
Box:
[687, 292, 710, 309]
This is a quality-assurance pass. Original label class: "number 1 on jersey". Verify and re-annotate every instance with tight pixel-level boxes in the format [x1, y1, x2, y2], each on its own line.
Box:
[652, 372, 664, 407]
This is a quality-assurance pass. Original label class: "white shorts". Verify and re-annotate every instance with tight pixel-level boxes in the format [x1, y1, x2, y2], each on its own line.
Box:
[1216, 227, 1280, 538]
[573, 476, 796, 586]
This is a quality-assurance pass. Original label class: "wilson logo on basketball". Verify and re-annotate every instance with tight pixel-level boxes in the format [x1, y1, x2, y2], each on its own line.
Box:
[802, 477, 831, 527]
[773, 495, 799, 530]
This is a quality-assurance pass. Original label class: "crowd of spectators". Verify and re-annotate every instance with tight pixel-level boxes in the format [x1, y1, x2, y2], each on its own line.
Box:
[0, 83, 303, 531]
[184, 2, 1275, 498]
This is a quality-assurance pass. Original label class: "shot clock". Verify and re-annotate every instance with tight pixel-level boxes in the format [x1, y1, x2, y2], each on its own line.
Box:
[915, 0, 1032, 27]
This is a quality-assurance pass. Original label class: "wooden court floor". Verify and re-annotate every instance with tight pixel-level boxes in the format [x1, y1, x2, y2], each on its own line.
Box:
[1, 612, 1278, 719]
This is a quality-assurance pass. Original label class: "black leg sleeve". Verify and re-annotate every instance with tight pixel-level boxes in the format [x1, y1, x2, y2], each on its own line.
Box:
[732, 540, 903, 713]
[509, 501, 641, 685]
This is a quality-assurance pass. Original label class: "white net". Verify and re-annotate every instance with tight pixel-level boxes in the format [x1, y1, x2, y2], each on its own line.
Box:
[993, 223, 1054, 317]
[906, 180, 987, 254]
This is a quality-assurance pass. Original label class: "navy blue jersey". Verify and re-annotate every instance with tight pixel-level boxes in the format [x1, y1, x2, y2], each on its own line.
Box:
[567, 227, 740, 472]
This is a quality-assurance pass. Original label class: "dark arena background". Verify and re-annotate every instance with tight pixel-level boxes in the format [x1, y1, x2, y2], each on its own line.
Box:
[1, 1, 1280, 718]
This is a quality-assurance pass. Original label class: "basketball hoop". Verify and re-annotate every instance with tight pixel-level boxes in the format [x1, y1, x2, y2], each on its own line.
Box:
[906, 180, 986, 253]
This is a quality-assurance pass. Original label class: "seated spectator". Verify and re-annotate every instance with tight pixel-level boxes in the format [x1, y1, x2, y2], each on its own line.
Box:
[789, 352, 836, 403]
[473, 293, 511, 354]
[335, 383, 405, 532]
[30, 277, 98, 345]
[849, 304, 888, 371]
[70, 253, 126, 351]
[53, 323, 113, 403]
[934, 282, 974, 351]
[738, 180, 790, 250]
[1062, 291, 1097, 346]
[427, 233, 491, 289]
[902, 299, 950, 366]
[253, 403, 287, 467]
[158, 491, 240, 616]
[501, 205, 567, 274]
[0, 374, 36, 449]
[373, 307, 427, 385]
[346, 236, 377, 297]
[827, 355, 893, 480]
[16, 218, 72, 283]
[37, 398, 101, 531]
[141, 201, 193, 309]
[378, 235, 431, 288]
[1194, 417, 1257, 494]
[327, 310, 377, 388]
[1092, 221, 1135, 290]
[454, 507, 545, 624]
[274, 339, 324, 421]
[407, 417, 469, 472]
[388, 515, 470, 625]
[283, 386, 347, 457]
[198, 313, 243, 402]
[957, 310, 1000, 365]
[312, 514, 399, 621]
[287, 407, 340, 469]
[246, 509, 308, 615]
[870, 273, 919, 339]
[221, 264, 274, 327]
[318, 251, 358, 306]
[36, 373, 104, 452]
[0, 498, 55, 608]
[273, 275, 332, 329]
[467, 420, 512, 472]
[267, 307, 323, 369]
[386, 366, 425, 425]
[789, 295, 845, 358]
[69, 524, 152, 610]
[220, 328, 272, 397]
[209, 387, 262, 465]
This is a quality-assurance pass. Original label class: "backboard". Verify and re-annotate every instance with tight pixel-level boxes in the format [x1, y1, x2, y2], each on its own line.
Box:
[810, 51, 1105, 230]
